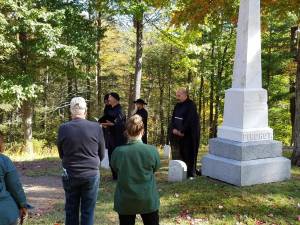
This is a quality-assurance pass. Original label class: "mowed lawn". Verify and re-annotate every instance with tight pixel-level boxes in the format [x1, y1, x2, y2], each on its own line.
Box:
[20, 150, 300, 225]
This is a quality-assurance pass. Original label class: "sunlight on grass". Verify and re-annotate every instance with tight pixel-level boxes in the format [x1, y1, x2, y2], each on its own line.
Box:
[6, 139, 59, 162]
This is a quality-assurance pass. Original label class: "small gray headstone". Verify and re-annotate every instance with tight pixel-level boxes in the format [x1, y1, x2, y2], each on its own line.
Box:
[163, 145, 171, 159]
[168, 160, 187, 182]
[100, 149, 110, 169]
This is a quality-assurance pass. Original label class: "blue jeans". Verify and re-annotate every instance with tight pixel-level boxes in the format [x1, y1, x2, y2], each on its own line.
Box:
[62, 174, 100, 225]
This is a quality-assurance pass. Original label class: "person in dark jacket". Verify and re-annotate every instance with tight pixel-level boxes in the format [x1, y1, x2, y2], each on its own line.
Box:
[57, 97, 105, 225]
[98, 93, 113, 148]
[169, 88, 200, 178]
[98, 93, 113, 124]
[111, 115, 160, 225]
[100, 92, 126, 180]
[0, 134, 28, 225]
[134, 98, 148, 144]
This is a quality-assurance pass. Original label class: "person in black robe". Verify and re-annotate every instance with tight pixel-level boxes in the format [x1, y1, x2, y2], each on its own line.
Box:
[134, 98, 148, 144]
[99, 93, 111, 122]
[100, 92, 126, 180]
[169, 88, 200, 178]
[98, 94, 113, 148]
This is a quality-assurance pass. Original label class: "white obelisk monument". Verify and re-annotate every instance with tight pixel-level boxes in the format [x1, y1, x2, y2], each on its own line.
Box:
[202, 0, 291, 186]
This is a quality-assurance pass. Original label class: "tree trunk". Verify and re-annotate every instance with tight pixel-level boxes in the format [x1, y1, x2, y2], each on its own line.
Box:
[209, 41, 216, 138]
[212, 30, 232, 138]
[159, 85, 165, 145]
[86, 66, 91, 119]
[96, 12, 102, 115]
[133, 13, 143, 105]
[290, 26, 298, 146]
[21, 100, 33, 154]
[290, 78, 295, 146]
[187, 70, 192, 91]
[43, 70, 49, 134]
[166, 68, 172, 144]
[18, 26, 33, 153]
[198, 73, 204, 146]
[67, 72, 73, 121]
[198, 74, 204, 114]
[265, 23, 273, 90]
[202, 90, 206, 137]
[292, 29, 300, 165]
[127, 73, 135, 117]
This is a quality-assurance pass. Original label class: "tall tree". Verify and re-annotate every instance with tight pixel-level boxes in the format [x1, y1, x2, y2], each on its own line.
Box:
[292, 27, 300, 165]
[116, 0, 169, 114]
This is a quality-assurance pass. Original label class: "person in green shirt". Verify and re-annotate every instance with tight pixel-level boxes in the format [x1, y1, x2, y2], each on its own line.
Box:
[0, 134, 28, 225]
[111, 115, 160, 225]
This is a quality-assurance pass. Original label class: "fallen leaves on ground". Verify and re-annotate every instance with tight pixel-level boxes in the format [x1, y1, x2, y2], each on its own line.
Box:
[175, 209, 208, 225]
[255, 220, 266, 225]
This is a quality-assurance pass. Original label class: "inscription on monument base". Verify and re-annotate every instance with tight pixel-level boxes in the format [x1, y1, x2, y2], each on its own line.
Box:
[218, 126, 273, 142]
[242, 131, 273, 141]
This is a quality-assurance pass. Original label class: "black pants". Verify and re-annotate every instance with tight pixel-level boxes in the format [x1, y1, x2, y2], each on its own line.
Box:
[118, 210, 159, 225]
[108, 148, 117, 180]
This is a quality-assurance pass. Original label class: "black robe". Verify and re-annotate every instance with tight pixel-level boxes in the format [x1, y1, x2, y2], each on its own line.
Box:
[98, 104, 114, 149]
[103, 104, 126, 180]
[169, 98, 200, 177]
[105, 104, 127, 151]
[98, 105, 114, 123]
[135, 108, 148, 144]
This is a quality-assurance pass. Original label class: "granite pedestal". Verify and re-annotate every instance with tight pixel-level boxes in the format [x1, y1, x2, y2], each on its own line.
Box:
[202, 138, 291, 186]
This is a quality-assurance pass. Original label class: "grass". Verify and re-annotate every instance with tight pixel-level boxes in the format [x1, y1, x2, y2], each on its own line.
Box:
[7, 148, 300, 225]
[5, 139, 60, 162]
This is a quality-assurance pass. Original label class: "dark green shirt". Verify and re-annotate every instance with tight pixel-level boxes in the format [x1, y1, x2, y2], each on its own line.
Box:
[0, 154, 27, 225]
[111, 140, 160, 215]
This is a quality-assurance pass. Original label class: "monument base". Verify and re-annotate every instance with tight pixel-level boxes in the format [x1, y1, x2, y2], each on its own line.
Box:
[209, 138, 282, 161]
[202, 138, 291, 186]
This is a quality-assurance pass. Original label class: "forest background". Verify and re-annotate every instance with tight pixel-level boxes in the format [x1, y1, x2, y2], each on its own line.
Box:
[0, 0, 300, 162]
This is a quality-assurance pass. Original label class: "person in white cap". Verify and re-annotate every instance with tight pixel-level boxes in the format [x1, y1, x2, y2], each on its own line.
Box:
[57, 97, 105, 225]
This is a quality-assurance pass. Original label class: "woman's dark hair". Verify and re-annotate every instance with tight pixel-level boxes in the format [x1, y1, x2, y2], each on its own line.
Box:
[104, 93, 109, 102]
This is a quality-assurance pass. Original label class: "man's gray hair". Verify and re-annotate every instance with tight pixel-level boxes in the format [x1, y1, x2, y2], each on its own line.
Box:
[70, 97, 87, 116]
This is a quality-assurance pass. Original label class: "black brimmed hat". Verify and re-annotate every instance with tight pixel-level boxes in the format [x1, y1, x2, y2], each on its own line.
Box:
[134, 98, 147, 105]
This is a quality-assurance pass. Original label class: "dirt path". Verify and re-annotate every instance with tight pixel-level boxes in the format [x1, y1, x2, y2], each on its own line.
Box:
[21, 175, 64, 216]
[15, 160, 64, 217]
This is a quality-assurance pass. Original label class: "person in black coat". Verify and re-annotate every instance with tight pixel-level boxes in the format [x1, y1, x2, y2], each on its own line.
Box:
[100, 92, 126, 180]
[134, 98, 148, 144]
[98, 94, 112, 147]
[169, 88, 200, 178]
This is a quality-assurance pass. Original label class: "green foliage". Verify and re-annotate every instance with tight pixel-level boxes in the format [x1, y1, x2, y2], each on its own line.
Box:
[117, 0, 149, 19]
[0, 0, 298, 148]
